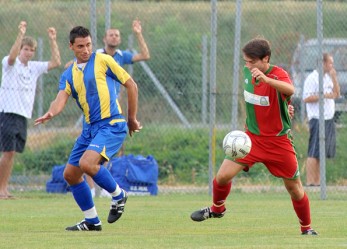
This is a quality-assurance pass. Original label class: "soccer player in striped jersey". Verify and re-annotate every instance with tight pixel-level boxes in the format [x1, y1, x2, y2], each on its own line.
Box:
[191, 37, 317, 235]
[89, 19, 150, 197]
[35, 26, 142, 231]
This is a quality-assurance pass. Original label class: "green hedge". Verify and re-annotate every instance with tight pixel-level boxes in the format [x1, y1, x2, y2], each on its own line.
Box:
[14, 124, 347, 185]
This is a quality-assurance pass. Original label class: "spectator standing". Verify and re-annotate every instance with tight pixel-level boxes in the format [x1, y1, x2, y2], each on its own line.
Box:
[303, 53, 340, 186]
[0, 21, 61, 199]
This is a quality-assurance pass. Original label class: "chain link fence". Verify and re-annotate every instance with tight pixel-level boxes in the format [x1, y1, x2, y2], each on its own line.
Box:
[0, 0, 346, 199]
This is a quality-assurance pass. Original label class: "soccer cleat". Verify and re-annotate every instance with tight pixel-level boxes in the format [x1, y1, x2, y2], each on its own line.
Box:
[301, 229, 318, 235]
[108, 190, 128, 223]
[190, 207, 226, 222]
[65, 220, 102, 231]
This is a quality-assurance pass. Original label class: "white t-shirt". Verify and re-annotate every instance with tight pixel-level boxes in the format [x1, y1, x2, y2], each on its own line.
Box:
[0, 56, 48, 119]
[303, 70, 335, 120]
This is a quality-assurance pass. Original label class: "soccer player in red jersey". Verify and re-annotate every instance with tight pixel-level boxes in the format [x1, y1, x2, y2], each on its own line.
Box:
[191, 37, 318, 235]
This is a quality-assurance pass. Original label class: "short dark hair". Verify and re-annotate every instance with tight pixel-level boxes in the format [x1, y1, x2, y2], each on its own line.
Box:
[242, 37, 272, 62]
[69, 26, 91, 44]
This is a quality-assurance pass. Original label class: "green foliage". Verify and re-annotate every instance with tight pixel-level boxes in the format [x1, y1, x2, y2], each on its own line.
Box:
[14, 123, 347, 185]
[15, 136, 74, 174]
[123, 126, 216, 184]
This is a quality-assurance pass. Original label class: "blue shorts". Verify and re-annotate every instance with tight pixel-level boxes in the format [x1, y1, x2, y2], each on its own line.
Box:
[68, 116, 128, 166]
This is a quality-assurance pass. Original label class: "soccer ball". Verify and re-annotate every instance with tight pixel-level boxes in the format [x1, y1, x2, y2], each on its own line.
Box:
[222, 130, 252, 159]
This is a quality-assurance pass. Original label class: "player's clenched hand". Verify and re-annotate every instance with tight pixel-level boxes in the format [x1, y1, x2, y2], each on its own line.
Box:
[18, 21, 27, 36]
[251, 68, 268, 83]
[288, 104, 294, 119]
[132, 19, 142, 34]
[34, 112, 54, 126]
[47, 27, 57, 40]
[127, 118, 142, 137]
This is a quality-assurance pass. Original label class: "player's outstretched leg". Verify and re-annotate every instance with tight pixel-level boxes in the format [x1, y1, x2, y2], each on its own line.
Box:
[108, 189, 128, 223]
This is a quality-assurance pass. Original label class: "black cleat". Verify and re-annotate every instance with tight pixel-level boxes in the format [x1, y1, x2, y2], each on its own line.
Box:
[191, 207, 225, 222]
[108, 190, 128, 223]
[301, 229, 318, 235]
[65, 220, 102, 231]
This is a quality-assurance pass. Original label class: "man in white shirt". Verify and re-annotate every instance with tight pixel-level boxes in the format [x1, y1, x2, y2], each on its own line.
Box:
[303, 53, 340, 186]
[0, 21, 61, 199]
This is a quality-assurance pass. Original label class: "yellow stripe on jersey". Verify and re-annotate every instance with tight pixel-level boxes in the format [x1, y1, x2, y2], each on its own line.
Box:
[102, 53, 131, 84]
[63, 80, 72, 95]
[72, 64, 91, 123]
[94, 54, 111, 119]
[116, 98, 122, 114]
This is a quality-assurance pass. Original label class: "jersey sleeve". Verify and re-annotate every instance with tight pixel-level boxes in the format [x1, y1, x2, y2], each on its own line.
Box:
[2, 56, 11, 71]
[58, 69, 72, 95]
[277, 67, 292, 84]
[273, 67, 293, 101]
[121, 50, 134, 65]
[103, 54, 131, 84]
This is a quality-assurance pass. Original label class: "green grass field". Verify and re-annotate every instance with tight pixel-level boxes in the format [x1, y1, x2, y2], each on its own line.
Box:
[0, 192, 346, 249]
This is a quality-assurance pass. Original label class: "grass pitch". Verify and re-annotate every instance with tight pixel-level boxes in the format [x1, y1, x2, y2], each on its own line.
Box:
[0, 192, 346, 249]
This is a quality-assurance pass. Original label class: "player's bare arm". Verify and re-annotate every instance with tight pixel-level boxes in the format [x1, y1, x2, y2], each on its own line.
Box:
[132, 19, 150, 62]
[35, 90, 69, 125]
[47, 27, 61, 70]
[251, 68, 294, 96]
[123, 78, 142, 136]
[329, 67, 340, 99]
[8, 21, 27, 65]
[305, 67, 340, 102]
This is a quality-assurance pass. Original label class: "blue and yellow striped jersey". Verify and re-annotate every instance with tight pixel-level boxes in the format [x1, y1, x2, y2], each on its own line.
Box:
[59, 52, 131, 124]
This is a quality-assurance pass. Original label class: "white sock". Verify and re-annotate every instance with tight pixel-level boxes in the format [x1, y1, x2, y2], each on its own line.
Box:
[111, 184, 122, 198]
[90, 188, 95, 198]
[84, 206, 98, 220]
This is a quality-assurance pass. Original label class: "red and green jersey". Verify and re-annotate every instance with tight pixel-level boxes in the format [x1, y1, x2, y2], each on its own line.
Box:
[243, 65, 292, 136]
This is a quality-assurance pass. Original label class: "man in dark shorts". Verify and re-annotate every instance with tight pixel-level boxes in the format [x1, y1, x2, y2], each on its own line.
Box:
[303, 53, 340, 186]
[0, 21, 61, 199]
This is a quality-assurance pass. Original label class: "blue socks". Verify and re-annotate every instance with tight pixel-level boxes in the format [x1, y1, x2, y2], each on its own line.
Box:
[70, 181, 94, 211]
[92, 166, 117, 193]
[70, 181, 100, 225]
[93, 167, 124, 201]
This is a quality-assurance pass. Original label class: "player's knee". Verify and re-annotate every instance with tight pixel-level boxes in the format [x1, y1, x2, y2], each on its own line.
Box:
[79, 158, 89, 172]
[2, 151, 16, 159]
[215, 173, 232, 185]
[286, 184, 304, 200]
[63, 170, 74, 184]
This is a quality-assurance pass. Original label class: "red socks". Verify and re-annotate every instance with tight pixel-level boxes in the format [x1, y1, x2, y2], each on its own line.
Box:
[291, 192, 312, 232]
[211, 178, 232, 213]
